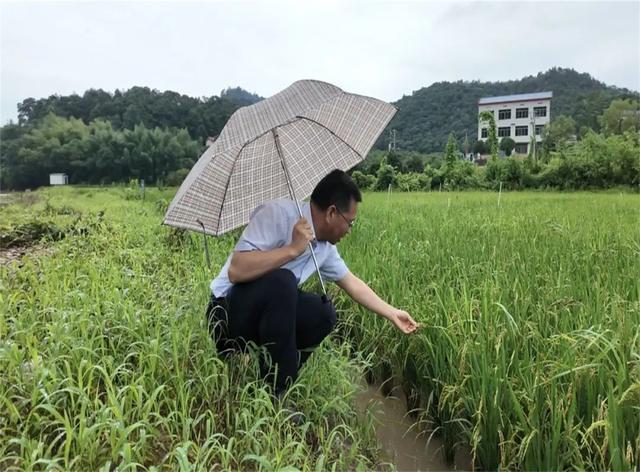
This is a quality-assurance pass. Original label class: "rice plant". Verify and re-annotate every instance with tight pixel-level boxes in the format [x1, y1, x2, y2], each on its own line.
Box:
[337, 191, 640, 470]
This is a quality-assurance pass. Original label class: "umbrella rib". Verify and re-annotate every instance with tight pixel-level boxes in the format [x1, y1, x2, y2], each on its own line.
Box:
[293, 116, 364, 159]
[214, 149, 242, 236]
[211, 112, 367, 235]
[211, 118, 298, 235]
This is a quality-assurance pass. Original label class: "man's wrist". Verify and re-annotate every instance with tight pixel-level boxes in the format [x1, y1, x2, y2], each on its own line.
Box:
[285, 244, 300, 260]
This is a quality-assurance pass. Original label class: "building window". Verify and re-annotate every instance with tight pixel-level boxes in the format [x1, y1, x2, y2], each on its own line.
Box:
[498, 127, 511, 137]
[515, 126, 528, 136]
[498, 109, 511, 120]
[516, 108, 528, 119]
[534, 106, 547, 117]
[535, 125, 544, 135]
[514, 143, 528, 154]
[481, 128, 488, 138]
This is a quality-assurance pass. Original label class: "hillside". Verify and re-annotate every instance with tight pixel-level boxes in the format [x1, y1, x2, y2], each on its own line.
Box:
[379, 67, 639, 153]
[15, 86, 263, 144]
[10, 68, 638, 153]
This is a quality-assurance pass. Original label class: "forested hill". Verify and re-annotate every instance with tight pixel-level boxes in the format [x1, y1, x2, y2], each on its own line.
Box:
[378, 67, 639, 153]
[12, 68, 638, 153]
[15, 86, 263, 144]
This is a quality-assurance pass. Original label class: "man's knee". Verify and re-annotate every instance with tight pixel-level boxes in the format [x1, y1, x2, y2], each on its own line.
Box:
[264, 268, 297, 293]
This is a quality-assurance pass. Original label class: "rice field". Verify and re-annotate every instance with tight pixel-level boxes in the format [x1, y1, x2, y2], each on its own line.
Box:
[1, 187, 639, 470]
[338, 191, 640, 470]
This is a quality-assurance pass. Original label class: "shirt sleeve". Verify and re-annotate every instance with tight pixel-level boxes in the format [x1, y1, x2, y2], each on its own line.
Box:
[320, 244, 349, 282]
[235, 203, 288, 252]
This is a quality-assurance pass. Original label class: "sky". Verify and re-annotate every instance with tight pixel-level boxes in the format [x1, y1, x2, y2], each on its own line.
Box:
[1, 0, 638, 124]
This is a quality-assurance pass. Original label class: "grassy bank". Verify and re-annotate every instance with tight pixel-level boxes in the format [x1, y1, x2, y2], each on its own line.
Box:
[0, 187, 386, 470]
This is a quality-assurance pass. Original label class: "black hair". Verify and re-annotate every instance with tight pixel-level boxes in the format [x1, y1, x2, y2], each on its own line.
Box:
[310, 169, 362, 212]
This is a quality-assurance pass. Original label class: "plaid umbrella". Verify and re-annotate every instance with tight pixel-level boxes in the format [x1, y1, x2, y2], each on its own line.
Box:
[163, 79, 397, 294]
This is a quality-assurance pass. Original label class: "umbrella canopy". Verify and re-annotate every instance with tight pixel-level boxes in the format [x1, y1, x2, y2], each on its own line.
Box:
[163, 80, 397, 236]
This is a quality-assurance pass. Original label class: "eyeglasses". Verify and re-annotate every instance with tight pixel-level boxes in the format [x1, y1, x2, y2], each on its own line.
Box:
[336, 207, 356, 229]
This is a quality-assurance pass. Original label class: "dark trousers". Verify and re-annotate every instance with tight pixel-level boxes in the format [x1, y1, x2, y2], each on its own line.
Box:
[206, 268, 336, 394]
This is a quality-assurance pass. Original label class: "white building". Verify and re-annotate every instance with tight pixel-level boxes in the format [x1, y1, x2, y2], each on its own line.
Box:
[49, 173, 68, 185]
[478, 91, 552, 155]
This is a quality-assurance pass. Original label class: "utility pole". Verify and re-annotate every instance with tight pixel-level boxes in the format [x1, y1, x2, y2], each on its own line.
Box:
[531, 113, 537, 162]
[464, 130, 469, 160]
[389, 129, 397, 151]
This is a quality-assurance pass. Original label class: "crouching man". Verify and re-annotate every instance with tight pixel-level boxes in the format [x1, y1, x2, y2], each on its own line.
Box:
[206, 169, 419, 398]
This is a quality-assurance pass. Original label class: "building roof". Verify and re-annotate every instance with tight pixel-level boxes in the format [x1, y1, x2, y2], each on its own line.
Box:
[478, 91, 553, 105]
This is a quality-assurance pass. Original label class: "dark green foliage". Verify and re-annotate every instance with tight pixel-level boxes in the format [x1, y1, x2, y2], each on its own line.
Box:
[165, 168, 190, 187]
[599, 98, 640, 136]
[373, 129, 639, 192]
[541, 115, 577, 158]
[473, 140, 487, 154]
[220, 87, 263, 107]
[16, 86, 261, 143]
[440, 160, 480, 190]
[484, 157, 526, 189]
[537, 131, 640, 189]
[479, 111, 498, 159]
[406, 155, 425, 173]
[376, 68, 639, 153]
[395, 172, 431, 191]
[374, 159, 396, 191]
[499, 137, 516, 157]
[444, 133, 459, 164]
[1, 114, 202, 189]
[385, 151, 403, 172]
[351, 171, 376, 191]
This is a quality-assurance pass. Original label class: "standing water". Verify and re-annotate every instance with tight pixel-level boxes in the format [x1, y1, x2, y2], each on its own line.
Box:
[356, 382, 473, 471]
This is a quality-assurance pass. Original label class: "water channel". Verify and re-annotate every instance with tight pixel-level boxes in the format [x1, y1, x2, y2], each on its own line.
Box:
[356, 381, 474, 471]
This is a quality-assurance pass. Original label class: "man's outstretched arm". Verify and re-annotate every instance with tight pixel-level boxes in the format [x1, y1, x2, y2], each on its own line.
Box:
[336, 271, 419, 334]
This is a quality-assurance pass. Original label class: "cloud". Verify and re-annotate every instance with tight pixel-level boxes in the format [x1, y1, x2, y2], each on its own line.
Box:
[1, 0, 638, 124]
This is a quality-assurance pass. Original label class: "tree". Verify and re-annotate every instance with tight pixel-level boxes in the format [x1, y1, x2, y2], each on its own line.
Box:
[527, 135, 541, 165]
[374, 158, 396, 190]
[499, 137, 516, 156]
[444, 133, 459, 164]
[479, 111, 498, 159]
[463, 134, 470, 156]
[598, 98, 640, 136]
[385, 151, 403, 172]
[541, 115, 576, 157]
[473, 140, 487, 155]
[406, 155, 424, 173]
[351, 170, 375, 190]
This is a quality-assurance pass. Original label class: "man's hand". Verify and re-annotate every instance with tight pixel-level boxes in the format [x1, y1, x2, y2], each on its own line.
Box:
[289, 217, 313, 257]
[390, 309, 420, 334]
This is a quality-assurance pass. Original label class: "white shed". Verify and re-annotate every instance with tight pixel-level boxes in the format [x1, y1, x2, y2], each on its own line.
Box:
[49, 173, 69, 185]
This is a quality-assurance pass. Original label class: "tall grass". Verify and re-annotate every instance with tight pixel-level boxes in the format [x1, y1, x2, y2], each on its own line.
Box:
[0, 187, 387, 470]
[2, 187, 638, 470]
[337, 191, 640, 470]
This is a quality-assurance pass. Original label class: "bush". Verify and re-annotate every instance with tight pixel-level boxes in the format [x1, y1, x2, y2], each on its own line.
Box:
[440, 161, 479, 190]
[351, 171, 376, 191]
[374, 161, 396, 191]
[166, 168, 190, 187]
[483, 157, 530, 190]
[396, 173, 431, 192]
